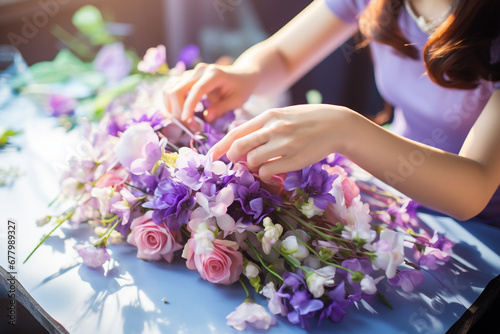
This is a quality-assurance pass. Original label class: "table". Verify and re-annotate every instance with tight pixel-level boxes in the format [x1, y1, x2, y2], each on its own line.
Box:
[1, 92, 500, 334]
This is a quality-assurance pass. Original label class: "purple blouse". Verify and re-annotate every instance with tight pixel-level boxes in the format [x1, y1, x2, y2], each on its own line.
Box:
[325, 0, 500, 224]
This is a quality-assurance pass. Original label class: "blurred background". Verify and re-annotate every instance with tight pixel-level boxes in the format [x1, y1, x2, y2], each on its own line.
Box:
[0, 0, 384, 118]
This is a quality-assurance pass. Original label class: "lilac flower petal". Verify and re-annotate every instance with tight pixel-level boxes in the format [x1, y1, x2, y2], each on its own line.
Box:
[178, 44, 200, 67]
[388, 270, 425, 292]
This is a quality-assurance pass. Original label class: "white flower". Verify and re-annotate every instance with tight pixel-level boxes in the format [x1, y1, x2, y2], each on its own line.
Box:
[281, 236, 299, 254]
[91, 187, 120, 218]
[60, 177, 84, 199]
[193, 222, 216, 255]
[281, 235, 309, 260]
[372, 230, 405, 278]
[306, 266, 336, 298]
[243, 262, 259, 279]
[226, 300, 276, 331]
[360, 275, 382, 295]
[260, 282, 287, 316]
[299, 198, 324, 218]
[261, 217, 283, 255]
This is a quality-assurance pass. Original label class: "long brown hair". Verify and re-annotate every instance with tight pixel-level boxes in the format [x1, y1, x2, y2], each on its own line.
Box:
[359, 0, 500, 89]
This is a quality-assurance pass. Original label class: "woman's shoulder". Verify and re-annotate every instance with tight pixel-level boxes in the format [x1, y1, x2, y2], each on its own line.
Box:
[324, 0, 371, 23]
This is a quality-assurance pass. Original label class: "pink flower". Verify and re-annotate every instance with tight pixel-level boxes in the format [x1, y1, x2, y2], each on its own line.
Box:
[183, 238, 242, 285]
[115, 123, 161, 174]
[226, 299, 276, 331]
[340, 176, 359, 208]
[74, 244, 110, 268]
[94, 171, 124, 189]
[127, 211, 183, 262]
[138, 44, 167, 73]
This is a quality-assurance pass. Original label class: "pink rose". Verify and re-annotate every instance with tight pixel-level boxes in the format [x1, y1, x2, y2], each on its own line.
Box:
[94, 172, 124, 189]
[184, 238, 242, 285]
[127, 211, 183, 262]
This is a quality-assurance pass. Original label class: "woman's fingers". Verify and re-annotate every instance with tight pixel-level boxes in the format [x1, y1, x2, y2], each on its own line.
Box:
[182, 65, 226, 122]
[164, 63, 207, 119]
[208, 113, 270, 161]
[257, 156, 295, 181]
[204, 95, 242, 122]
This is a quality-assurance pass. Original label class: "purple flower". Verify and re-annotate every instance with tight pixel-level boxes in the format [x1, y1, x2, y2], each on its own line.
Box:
[387, 199, 419, 228]
[110, 188, 143, 237]
[414, 232, 453, 269]
[143, 177, 195, 230]
[284, 163, 337, 210]
[106, 113, 128, 137]
[430, 231, 454, 255]
[177, 44, 200, 67]
[129, 164, 170, 197]
[277, 271, 324, 329]
[47, 94, 77, 116]
[94, 42, 133, 84]
[73, 244, 110, 268]
[132, 110, 164, 131]
[337, 258, 373, 302]
[319, 281, 354, 323]
[138, 45, 167, 73]
[388, 270, 425, 292]
[228, 170, 281, 226]
[321, 153, 352, 173]
[175, 147, 229, 192]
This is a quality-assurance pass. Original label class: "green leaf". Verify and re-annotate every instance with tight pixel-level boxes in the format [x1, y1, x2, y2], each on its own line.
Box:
[72, 5, 113, 46]
[0, 128, 21, 147]
[377, 292, 394, 310]
[29, 49, 92, 84]
[72, 5, 104, 37]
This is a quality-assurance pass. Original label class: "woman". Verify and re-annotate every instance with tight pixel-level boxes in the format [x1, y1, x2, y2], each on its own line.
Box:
[164, 0, 500, 224]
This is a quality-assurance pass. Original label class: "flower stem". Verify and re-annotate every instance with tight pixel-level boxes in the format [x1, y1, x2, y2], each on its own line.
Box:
[124, 182, 147, 194]
[24, 210, 74, 264]
[170, 116, 203, 145]
[275, 214, 356, 275]
[245, 240, 283, 283]
[281, 209, 356, 246]
[238, 279, 251, 299]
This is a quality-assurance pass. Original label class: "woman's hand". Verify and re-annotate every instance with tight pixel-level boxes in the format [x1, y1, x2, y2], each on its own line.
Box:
[163, 62, 259, 126]
[209, 104, 354, 180]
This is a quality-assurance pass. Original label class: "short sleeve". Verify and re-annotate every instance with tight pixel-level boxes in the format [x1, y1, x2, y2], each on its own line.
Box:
[492, 36, 500, 90]
[324, 0, 370, 24]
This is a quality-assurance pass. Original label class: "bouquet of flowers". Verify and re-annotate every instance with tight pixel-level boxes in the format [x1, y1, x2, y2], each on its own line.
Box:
[26, 43, 454, 331]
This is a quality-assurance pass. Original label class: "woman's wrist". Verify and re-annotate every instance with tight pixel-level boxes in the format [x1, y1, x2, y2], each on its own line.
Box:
[323, 104, 359, 158]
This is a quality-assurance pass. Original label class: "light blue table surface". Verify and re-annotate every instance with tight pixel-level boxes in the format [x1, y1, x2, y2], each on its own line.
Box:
[1, 92, 500, 334]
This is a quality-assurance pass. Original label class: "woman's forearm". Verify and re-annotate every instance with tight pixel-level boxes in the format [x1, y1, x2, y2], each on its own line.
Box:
[232, 41, 291, 96]
[233, 0, 357, 97]
[342, 111, 498, 220]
